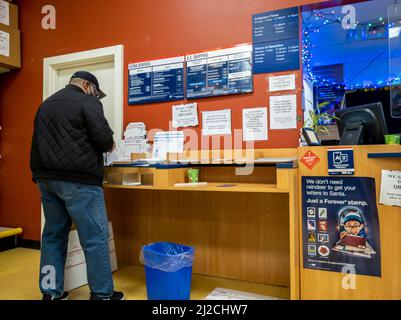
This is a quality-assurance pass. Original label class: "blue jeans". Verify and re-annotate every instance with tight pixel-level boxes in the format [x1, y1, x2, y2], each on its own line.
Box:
[38, 179, 114, 298]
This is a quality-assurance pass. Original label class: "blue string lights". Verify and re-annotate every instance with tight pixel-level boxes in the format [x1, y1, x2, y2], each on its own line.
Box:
[302, 10, 343, 86]
[302, 9, 399, 90]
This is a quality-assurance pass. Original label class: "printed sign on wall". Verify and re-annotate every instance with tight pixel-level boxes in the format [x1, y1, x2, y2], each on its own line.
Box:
[380, 170, 401, 207]
[0, 29, 10, 57]
[0, 0, 10, 26]
[328, 148, 355, 175]
[128, 56, 185, 105]
[302, 177, 381, 277]
[300, 150, 320, 170]
[253, 7, 300, 74]
[242, 107, 268, 141]
[186, 44, 253, 99]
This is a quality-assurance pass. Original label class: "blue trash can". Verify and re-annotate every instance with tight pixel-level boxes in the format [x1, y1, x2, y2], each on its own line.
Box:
[140, 242, 195, 300]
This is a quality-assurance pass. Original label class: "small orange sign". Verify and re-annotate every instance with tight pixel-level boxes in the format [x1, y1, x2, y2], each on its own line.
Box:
[301, 150, 320, 170]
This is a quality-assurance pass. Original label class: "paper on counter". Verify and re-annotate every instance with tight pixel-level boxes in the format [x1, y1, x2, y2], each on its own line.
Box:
[172, 102, 199, 128]
[174, 182, 208, 187]
[380, 170, 401, 207]
[0, 0, 10, 26]
[124, 122, 146, 138]
[269, 74, 296, 92]
[205, 288, 280, 300]
[165, 133, 184, 153]
[269, 95, 297, 130]
[124, 127, 146, 139]
[104, 142, 122, 166]
[153, 131, 184, 160]
[0, 29, 10, 57]
[243, 107, 268, 141]
[104, 139, 150, 165]
[122, 122, 148, 160]
[202, 109, 232, 136]
[122, 139, 149, 158]
[104, 151, 119, 166]
[126, 122, 146, 129]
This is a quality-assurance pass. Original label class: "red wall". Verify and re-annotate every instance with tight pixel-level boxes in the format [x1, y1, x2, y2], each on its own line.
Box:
[0, 0, 327, 241]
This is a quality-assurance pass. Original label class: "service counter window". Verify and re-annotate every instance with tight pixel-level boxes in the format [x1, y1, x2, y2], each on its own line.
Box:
[301, 0, 401, 145]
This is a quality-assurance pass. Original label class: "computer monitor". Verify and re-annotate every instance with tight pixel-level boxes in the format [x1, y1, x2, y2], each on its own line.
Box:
[345, 89, 401, 134]
[335, 103, 388, 145]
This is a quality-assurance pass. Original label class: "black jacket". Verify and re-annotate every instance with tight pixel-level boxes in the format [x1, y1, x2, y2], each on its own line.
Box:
[30, 85, 114, 186]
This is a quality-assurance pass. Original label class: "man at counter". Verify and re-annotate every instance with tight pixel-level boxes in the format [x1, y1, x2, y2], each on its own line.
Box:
[30, 71, 124, 301]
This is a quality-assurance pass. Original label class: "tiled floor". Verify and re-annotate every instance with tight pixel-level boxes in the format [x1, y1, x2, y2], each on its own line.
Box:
[0, 248, 290, 300]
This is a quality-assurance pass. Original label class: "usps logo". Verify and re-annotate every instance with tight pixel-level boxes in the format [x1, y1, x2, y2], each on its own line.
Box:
[328, 148, 355, 175]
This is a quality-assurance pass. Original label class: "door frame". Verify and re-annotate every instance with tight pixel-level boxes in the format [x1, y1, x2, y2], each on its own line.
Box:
[43, 44, 124, 143]
[41, 45, 124, 234]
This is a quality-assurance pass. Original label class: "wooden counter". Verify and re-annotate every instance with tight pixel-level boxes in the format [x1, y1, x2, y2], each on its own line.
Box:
[298, 145, 401, 300]
[103, 148, 300, 299]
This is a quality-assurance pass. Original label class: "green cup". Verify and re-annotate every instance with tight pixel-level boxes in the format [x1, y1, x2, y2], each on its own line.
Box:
[187, 168, 200, 183]
[384, 134, 401, 145]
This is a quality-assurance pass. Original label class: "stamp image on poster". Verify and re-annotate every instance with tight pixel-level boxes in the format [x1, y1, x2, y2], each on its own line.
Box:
[302, 177, 381, 277]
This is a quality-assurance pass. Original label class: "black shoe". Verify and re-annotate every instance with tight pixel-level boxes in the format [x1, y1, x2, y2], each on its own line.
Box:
[90, 291, 125, 301]
[42, 292, 69, 300]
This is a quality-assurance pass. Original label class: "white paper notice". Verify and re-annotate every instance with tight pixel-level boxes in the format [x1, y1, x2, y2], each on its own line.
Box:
[0, 0, 10, 26]
[202, 109, 232, 136]
[270, 95, 297, 130]
[172, 103, 199, 128]
[269, 74, 296, 92]
[123, 139, 149, 157]
[380, 170, 401, 207]
[124, 127, 146, 139]
[0, 29, 9, 57]
[243, 107, 268, 141]
[152, 131, 184, 160]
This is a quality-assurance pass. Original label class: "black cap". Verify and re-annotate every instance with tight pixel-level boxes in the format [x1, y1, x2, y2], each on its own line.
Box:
[70, 71, 106, 99]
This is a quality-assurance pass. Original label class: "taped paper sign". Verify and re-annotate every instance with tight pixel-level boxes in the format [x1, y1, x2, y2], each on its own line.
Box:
[0, 29, 10, 57]
[380, 170, 401, 207]
[0, 0, 10, 26]
[202, 109, 232, 136]
[172, 103, 198, 128]
[243, 107, 268, 141]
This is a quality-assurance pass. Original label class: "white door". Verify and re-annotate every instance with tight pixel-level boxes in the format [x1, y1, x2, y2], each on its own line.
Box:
[41, 45, 124, 235]
[56, 61, 116, 136]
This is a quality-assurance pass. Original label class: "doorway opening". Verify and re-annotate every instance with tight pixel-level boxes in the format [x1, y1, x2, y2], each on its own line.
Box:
[41, 45, 124, 233]
[43, 45, 124, 143]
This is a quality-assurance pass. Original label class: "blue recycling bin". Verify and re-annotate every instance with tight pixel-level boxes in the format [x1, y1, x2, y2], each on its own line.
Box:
[140, 242, 195, 300]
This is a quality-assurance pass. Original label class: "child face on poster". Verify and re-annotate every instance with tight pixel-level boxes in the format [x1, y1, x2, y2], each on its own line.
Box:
[345, 220, 364, 235]
[340, 219, 365, 239]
